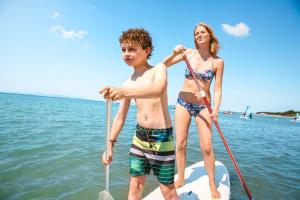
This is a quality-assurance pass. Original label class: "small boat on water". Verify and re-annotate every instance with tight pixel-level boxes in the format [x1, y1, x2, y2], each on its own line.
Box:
[240, 106, 253, 119]
[291, 113, 300, 122]
[223, 110, 232, 115]
[240, 115, 249, 119]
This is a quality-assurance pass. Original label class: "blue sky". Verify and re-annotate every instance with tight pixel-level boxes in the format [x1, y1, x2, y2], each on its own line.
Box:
[0, 0, 299, 112]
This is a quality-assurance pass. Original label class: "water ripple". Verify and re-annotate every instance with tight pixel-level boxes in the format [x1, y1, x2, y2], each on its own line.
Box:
[1, 93, 300, 199]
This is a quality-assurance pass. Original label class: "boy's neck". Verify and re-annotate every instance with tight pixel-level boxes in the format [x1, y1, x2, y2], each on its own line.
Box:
[133, 62, 152, 74]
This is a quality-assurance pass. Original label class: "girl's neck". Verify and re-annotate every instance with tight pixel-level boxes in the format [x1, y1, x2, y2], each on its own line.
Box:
[196, 47, 212, 61]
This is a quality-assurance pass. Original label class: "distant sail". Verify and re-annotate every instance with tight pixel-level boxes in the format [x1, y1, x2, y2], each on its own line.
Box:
[242, 106, 253, 119]
[295, 113, 300, 121]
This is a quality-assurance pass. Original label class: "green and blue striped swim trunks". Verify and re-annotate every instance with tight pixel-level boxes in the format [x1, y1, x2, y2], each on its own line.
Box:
[129, 124, 175, 185]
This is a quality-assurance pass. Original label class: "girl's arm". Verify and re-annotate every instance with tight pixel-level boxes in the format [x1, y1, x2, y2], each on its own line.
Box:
[163, 45, 193, 67]
[212, 59, 224, 120]
[162, 52, 183, 67]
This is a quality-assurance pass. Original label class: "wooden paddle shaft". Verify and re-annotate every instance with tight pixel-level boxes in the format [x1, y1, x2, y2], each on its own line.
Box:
[105, 100, 112, 192]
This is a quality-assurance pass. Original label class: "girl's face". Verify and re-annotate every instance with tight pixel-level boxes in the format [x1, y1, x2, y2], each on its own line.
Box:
[120, 42, 149, 67]
[194, 25, 211, 45]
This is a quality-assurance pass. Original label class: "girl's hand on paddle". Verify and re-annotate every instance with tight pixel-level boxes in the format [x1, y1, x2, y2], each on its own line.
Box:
[102, 151, 112, 165]
[173, 44, 186, 55]
[210, 109, 219, 121]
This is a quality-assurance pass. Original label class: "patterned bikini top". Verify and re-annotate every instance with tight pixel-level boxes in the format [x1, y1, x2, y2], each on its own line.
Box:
[185, 59, 215, 81]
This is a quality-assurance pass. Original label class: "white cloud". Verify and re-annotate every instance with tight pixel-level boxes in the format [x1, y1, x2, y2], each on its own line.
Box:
[51, 12, 60, 19]
[221, 22, 250, 38]
[50, 25, 88, 40]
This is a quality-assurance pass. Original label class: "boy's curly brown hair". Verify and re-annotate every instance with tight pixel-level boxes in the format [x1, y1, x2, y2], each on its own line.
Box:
[119, 28, 153, 59]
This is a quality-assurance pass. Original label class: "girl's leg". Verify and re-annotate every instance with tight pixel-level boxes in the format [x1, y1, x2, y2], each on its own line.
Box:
[195, 108, 221, 199]
[128, 176, 146, 200]
[174, 103, 191, 188]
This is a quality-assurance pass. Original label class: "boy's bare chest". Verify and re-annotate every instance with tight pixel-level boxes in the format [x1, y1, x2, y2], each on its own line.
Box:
[128, 72, 154, 87]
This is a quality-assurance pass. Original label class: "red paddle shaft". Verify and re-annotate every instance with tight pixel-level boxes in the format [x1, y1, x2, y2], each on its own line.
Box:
[183, 55, 253, 200]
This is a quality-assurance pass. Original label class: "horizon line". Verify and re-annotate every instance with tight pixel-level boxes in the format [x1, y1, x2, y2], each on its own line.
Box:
[1, 91, 298, 113]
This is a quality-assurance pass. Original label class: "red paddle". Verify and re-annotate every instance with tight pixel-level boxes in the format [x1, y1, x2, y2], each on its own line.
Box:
[183, 55, 253, 200]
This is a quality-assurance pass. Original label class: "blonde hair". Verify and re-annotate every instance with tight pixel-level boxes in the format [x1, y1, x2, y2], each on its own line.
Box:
[194, 22, 219, 57]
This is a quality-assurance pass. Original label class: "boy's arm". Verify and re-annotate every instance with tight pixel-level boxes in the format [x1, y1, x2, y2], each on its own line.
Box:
[103, 98, 131, 164]
[101, 62, 168, 100]
[122, 62, 167, 98]
[110, 98, 131, 141]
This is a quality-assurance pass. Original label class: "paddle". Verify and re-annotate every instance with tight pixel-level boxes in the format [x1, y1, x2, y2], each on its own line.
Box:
[183, 55, 254, 200]
[98, 99, 114, 200]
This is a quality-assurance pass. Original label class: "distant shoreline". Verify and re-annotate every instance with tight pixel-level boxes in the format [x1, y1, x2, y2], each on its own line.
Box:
[0, 91, 97, 102]
[254, 113, 290, 118]
[256, 110, 299, 118]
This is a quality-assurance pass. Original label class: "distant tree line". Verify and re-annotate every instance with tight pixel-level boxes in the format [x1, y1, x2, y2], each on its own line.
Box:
[256, 110, 299, 117]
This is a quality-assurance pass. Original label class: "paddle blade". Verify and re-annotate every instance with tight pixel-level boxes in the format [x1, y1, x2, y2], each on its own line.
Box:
[98, 190, 114, 200]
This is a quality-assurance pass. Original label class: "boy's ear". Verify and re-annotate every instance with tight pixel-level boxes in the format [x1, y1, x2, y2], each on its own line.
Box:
[145, 47, 151, 56]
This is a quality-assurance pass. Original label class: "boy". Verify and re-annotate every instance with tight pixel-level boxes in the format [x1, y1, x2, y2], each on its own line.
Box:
[100, 28, 178, 200]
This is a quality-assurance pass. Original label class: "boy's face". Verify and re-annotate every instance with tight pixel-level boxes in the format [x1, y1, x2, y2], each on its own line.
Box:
[120, 42, 150, 67]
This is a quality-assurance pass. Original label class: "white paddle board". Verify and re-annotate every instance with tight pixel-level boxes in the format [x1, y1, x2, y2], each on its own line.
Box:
[143, 161, 230, 200]
[240, 116, 249, 119]
[290, 119, 300, 122]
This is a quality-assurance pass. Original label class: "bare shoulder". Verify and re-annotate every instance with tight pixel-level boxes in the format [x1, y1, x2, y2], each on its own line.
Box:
[213, 56, 224, 64]
[154, 62, 167, 68]
[122, 78, 132, 87]
[153, 63, 167, 72]
[185, 48, 194, 55]
[213, 56, 224, 70]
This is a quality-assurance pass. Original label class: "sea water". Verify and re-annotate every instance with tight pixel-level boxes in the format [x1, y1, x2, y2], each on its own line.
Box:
[0, 93, 299, 200]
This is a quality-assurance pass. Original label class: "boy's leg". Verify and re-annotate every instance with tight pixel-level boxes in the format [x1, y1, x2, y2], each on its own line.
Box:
[129, 132, 151, 200]
[159, 183, 178, 200]
[149, 127, 178, 199]
[128, 175, 146, 200]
